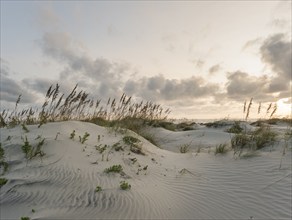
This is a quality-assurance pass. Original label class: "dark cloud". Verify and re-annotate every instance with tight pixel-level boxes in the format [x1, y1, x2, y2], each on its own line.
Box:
[0, 69, 37, 104]
[225, 71, 272, 101]
[22, 78, 56, 94]
[260, 34, 291, 92]
[124, 75, 219, 102]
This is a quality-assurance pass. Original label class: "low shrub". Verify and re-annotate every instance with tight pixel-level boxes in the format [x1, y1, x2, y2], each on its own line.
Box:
[104, 164, 123, 173]
[120, 181, 131, 190]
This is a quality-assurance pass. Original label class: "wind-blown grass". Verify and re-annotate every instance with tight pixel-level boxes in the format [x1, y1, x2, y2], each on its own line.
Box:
[0, 84, 170, 130]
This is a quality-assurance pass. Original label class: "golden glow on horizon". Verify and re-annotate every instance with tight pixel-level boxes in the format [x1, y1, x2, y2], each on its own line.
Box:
[276, 98, 291, 117]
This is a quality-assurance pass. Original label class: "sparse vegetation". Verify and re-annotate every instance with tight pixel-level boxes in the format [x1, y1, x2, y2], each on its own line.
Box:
[22, 136, 32, 158]
[231, 124, 277, 154]
[95, 185, 102, 192]
[112, 142, 124, 151]
[0, 144, 8, 175]
[120, 181, 131, 190]
[226, 121, 243, 134]
[0, 177, 8, 187]
[215, 143, 228, 155]
[20, 217, 30, 220]
[0, 143, 4, 161]
[96, 144, 107, 154]
[21, 123, 29, 133]
[123, 136, 145, 155]
[179, 143, 191, 153]
[123, 136, 141, 145]
[21, 136, 45, 160]
[70, 130, 76, 139]
[79, 132, 90, 144]
[104, 164, 123, 173]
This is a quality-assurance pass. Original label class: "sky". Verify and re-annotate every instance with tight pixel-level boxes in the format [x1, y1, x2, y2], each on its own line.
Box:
[0, 0, 291, 119]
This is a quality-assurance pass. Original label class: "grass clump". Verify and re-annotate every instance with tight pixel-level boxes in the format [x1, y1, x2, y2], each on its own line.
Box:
[21, 136, 45, 160]
[252, 126, 277, 149]
[231, 124, 277, 155]
[123, 136, 145, 155]
[120, 181, 131, 190]
[70, 130, 76, 139]
[0, 143, 8, 174]
[20, 217, 30, 220]
[0, 143, 4, 161]
[79, 132, 90, 144]
[22, 136, 32, 158]
[96, 144, 107, 154]
[226, 121, 243, 134]
[0, 178, 8, 187]
[104, 164, 123, 173]
[215, 143, 228, 155]
[95, 185, 102, 192]
[112, 142, 124, 151]
[179, 143, 190, 153]
[123, 136, 141, 145]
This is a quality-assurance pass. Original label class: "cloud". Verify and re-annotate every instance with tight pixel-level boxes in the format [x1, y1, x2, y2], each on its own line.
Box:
[260, 33, 291, 92]
[0, 62, 37, 104]
[225, 71, 273, 101]
[124, 74, 219, 102]
[208, 64, 222, 75]
[242, 37, 262, 51]
[36, 32, 133, 98]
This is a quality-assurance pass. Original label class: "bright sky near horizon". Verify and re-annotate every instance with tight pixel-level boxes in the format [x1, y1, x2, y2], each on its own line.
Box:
[0, 1, 291, 119]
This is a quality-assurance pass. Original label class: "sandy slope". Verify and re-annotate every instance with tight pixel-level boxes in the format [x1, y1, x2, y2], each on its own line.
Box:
[0, 121, 291, 219]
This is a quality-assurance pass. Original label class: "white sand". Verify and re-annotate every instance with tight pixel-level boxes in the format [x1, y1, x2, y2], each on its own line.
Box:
[0, 121, 291, 219]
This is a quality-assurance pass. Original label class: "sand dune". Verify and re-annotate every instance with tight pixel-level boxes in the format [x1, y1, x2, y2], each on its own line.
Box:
[0, 121, 291, 219]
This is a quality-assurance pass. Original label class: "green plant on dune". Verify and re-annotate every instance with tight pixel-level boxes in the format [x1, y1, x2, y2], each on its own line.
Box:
[252, 125, 277, 149]
[0, 178, 8, 187]
[21, 136, 45, 160]
[215, 143, 228, 155]
[123, 136, 140, 145]
[20, 217, 30, 220]
[123, 135, 145, 155]
[95, 144, 107, 154]
[79, 132, 90, 144]
[120, 181, 131, 190]
[95, 185, 102, 192]
[0, 144, 8, 175]
[226, 121, 243, 134]
[231, 123, 277, 157]
[179, 143, 191, 153]
[0, 143, 4, 161]
[70, 130, 76, 139]
[104, 164, 123, 173]
[22, 136, 32, 159]
[21, 123, 30, 133]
